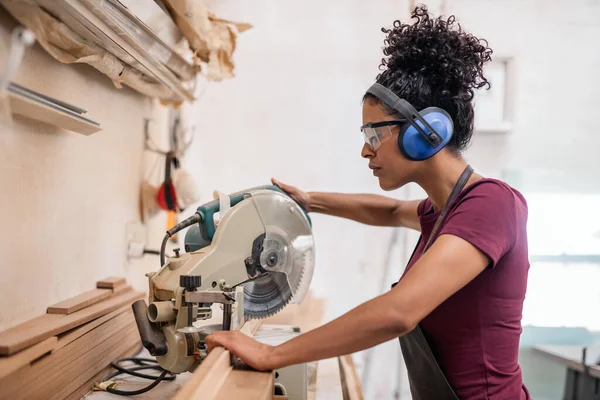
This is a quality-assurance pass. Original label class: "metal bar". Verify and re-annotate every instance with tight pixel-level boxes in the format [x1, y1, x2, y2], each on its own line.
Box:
[185, 291, 235, 304]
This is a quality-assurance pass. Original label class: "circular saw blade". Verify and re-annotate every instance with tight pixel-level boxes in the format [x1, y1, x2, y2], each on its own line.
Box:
[242, 190, 315, 319]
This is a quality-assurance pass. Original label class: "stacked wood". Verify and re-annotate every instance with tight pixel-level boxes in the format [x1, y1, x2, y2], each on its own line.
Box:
[0, 277, 143, 400]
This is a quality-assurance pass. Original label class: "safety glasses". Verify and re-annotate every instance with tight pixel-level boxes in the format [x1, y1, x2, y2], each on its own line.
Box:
[360, 120, 405, 150]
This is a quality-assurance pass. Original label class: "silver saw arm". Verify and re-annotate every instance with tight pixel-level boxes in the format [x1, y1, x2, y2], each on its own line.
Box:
[132, 186, 315, 374]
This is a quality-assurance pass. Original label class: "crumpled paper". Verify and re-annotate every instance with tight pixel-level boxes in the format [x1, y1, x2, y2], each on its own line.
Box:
[1, 0, 177, 100]
[161, 0, 252, 81]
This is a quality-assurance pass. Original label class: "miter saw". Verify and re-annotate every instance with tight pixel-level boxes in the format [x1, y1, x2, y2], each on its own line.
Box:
[131, 185, 315, 398]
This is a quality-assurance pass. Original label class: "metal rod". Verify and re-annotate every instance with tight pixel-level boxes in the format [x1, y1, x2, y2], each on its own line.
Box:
[187, 304, 193, 327]
[223, 304, 232, 331]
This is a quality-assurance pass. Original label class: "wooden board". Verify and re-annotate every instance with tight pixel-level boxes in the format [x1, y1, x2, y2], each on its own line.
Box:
[0, 336, 57, 379]
[0, 311, 138, 399]
[9, 90, 102, 135]
[54, 305, 130, 352]
[0, 290, 143, 355]
[96, 276, 126, 289]
[173, 319, 268, 400]
[63, 342, 140, 400]
[47, 327, 140, 400]
[47, 288, 112, 314]
[339, 355, 364, 400]
[214, 370, 274, 400]
[315, 358, 344, 400]
[112, 284, 133, 295]
[173, 347, 231, 400]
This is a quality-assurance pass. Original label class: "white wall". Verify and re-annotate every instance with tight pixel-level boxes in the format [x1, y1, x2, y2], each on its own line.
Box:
[0, 12, 159, 330]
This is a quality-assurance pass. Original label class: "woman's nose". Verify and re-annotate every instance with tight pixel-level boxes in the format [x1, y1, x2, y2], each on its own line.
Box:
[361, 143, 374, 159]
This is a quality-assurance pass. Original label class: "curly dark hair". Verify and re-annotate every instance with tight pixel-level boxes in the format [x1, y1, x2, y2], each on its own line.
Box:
[365, 5, 493, 152]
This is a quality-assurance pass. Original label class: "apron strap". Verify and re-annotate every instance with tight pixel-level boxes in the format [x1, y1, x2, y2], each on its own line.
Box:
[422, 165, 474, 252]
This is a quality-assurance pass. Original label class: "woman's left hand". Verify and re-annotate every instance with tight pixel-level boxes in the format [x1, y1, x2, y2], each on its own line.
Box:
[205, 331, 277, 371]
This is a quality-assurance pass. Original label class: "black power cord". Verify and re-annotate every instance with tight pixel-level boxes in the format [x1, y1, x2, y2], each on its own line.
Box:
[102, 355, 176, 396]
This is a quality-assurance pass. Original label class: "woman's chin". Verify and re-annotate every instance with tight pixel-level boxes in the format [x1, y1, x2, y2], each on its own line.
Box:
[377, 176, 404, 191]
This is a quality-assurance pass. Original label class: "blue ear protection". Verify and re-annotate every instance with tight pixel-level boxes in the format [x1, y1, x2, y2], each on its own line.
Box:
[366, 83, 453, 161]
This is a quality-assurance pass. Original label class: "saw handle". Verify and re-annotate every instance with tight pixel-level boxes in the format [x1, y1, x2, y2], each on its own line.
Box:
[196, 184, 310, 241]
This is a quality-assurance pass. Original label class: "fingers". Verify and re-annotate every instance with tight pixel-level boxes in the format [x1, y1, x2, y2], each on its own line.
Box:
[272, 178, 293, 192]
[205, 332, 229, 352]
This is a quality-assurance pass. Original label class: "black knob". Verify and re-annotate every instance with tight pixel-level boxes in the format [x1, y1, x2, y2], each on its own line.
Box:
[180, 275, 201, 290]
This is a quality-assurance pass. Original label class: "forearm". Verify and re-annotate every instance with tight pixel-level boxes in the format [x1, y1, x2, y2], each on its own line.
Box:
[268, 292, 411, 369]
[309, 192, 420, 229]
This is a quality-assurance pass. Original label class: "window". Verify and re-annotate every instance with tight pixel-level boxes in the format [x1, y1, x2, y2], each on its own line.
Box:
[521, 193, 600, 331]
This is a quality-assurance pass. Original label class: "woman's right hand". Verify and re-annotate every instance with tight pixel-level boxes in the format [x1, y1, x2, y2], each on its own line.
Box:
[271, 178, 312, 212]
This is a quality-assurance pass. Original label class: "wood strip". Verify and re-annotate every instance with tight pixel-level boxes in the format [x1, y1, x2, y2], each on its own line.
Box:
[0, 290, 143, 355]
[112, 284, 133, 295]
[240, 319, 262, 336]
[173, 319, 266, 400]
[38, 326, 139, 400]
[47, 288, 112, 315]
[173, 347, 232, 400]
[339, 355, 364, 400]
[63, 342, 140, 400]
[9, 91, 102, 135]
[26, 322, 138, 400]
[315, 358, 343, 400]
[0, 314, 136, 399]
[96, 276, 126, 289]
[0, 337, 57, 379]
[59, 0, 194, 101]
[54, 305, 130, 352]
[215, 370, 274, 400]
[48, 328, 140, 400]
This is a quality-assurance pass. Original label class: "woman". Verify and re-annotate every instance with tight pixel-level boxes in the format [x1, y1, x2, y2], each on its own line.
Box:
[207, 6, 530, 399]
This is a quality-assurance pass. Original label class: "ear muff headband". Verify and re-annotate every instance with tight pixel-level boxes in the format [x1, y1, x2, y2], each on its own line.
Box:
[366, 83, 444, 147]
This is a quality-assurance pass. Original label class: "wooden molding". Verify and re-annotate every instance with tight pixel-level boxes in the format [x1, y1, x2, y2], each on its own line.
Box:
[172, 320, 275, 400]
[47, 289, 112, 315]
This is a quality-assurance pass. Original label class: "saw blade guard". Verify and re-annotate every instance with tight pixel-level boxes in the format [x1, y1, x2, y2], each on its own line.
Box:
[244, 189, 315, 318]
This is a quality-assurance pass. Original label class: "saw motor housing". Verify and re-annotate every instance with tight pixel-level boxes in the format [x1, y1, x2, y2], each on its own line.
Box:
[132, 185, 315, 374]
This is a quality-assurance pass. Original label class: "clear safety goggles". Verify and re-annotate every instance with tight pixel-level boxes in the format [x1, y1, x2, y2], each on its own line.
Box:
[360, 120, 405, 150]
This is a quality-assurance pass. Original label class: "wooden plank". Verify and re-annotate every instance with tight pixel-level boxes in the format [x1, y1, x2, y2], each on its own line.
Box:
[315, 358, 344, 400]
[25, 322, 138, 400]
[0, 290, 143, 355]
[338, 355, 364, 400]
[173, 319, 272, 400]
[63, 342, 140, 400]
[54, 305, 130, 352]
[173, 347, 232, 400]
[240, 319, 262, 336]
[48, 328, 140, 400]
[215, 370, 274, 400]
[96, 276, 126, 289]
[0, 337, 57, 379]
[48, 0, 194, 102]
[47, 288, 112, 315]
[9, 91, 102, 135]
[0, 313, 137, 399]
[112, 284, 133, 295]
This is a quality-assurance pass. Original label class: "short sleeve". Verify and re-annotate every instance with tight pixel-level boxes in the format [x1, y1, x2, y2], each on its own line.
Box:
[438, 181, 517, 267]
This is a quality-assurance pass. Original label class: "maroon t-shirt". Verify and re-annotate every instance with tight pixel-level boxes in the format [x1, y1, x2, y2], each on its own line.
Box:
[402, 178, 531, 399]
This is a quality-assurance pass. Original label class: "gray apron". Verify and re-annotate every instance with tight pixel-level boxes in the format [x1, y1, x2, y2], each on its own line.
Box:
[393, 165, 474, 400]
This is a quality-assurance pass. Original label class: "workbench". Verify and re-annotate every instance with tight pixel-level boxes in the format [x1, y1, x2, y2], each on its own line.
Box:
[83, 348, 345, 400]
[83, 292, 361, 399]
[533, 344, 600, 400]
